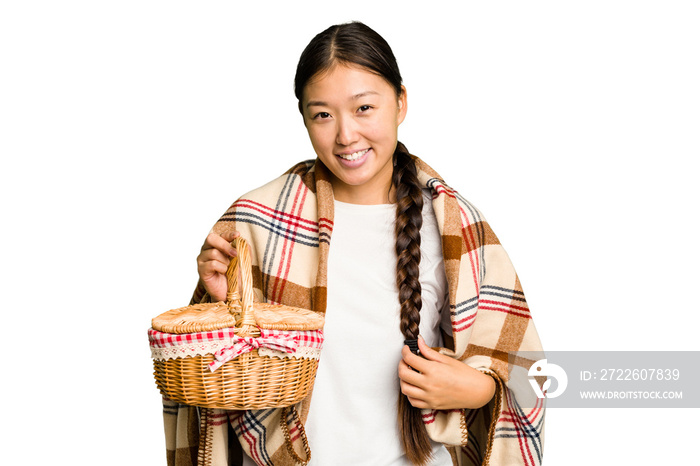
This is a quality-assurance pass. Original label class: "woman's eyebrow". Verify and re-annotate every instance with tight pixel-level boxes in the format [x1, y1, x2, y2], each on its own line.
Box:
[306, 91, 380, 108]
[351, 91, 379, 99]
[306, 100, 327, 108]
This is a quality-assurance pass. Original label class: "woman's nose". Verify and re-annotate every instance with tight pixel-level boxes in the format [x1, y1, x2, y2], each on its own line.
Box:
[335, 116, 358, 146]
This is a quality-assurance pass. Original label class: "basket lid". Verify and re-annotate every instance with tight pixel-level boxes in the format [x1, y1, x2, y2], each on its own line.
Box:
[253, 303, 324, 331]
[151, 302, 241, 334]
[151, 301, 324, 334]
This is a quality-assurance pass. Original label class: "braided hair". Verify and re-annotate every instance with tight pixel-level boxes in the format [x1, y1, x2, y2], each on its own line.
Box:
[392, 142, 432, 465]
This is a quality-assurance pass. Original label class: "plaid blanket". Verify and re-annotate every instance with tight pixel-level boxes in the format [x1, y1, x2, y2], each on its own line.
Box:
[161, 156, 545, 465]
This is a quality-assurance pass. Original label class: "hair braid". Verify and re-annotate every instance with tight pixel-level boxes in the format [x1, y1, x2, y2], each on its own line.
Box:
[393, 143, 432, 465]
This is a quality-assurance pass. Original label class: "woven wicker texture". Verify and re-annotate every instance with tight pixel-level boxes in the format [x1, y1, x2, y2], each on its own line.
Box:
[150, 237, 324, 409]
[253, 305, 324, 330]
[153, 351, 319, 409]
[152, 302, 240, 334]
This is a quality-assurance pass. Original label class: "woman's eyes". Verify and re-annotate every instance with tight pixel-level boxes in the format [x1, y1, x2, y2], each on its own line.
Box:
[312, 106, 373, 120]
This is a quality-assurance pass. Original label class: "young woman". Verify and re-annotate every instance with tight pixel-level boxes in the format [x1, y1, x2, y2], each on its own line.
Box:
[163, 22, 545, 466]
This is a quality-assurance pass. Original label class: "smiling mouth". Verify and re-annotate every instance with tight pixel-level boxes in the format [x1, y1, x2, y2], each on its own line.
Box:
[336, 148, 370, 161]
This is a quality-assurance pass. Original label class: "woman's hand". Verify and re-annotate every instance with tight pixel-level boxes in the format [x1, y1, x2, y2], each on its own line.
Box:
[398, 336, 496, 410]
[196, 230, 240, 302]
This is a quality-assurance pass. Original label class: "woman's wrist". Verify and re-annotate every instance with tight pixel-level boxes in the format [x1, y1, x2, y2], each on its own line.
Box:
[460, 369, 496, 410]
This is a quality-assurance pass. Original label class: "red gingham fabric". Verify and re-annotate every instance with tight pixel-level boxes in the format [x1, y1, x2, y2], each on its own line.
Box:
[209, 329, 324, 371]
[148, 328, 323, 349]
[261, 329, 323, 349]
[150, 327, 324, 371]
[210, 335, 295, 371]
[148, 328, 237, 348]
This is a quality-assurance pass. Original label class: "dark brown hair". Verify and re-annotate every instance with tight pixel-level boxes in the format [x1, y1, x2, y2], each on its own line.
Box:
[294, 22, 432, 465]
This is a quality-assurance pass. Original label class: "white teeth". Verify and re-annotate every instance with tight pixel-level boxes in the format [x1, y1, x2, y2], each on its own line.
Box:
[338, 149, 369, 161]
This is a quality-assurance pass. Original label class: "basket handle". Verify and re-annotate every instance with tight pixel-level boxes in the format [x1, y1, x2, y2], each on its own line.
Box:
[226, 237, 259, 337]
[225, 243, 239, 308]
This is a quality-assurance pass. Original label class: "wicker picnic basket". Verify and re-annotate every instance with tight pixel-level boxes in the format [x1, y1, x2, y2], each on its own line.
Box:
[149, 237, 325, 410]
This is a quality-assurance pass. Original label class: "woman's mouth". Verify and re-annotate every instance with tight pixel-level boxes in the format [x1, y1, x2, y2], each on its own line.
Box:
[336, 148, 370, 166]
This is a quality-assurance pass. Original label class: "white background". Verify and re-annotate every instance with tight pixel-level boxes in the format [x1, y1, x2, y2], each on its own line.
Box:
[1, 1, 698, 464]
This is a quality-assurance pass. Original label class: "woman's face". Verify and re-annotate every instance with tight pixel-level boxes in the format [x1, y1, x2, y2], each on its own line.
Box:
[301, 64, 407, 204]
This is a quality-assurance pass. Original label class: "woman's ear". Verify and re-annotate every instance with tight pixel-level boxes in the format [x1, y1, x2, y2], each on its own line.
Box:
[397, 85, 408, 125]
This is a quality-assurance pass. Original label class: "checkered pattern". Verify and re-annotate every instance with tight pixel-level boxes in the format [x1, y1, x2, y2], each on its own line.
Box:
[209, 329, 324, 371]
[149, 328, 323, 350]
[148, 328, 237, 348]
[161, 156, 545, 466]
[149, 327, 324, 371]
[262, 329, 324, 349]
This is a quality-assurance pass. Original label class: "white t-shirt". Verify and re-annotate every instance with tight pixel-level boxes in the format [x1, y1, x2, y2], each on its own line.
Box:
[243, 191, 452, 465]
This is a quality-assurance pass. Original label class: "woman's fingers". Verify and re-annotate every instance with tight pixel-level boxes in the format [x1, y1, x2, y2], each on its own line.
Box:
[416, 336, 446, 362]
[400, 343, 433, 375]
[196, 231, 241, 302]
[201, 231, 239, 257]
[197, 250, 230, 279]
[406, 397, 429, 409]
[205, 257, 229, 276]
[400, 380, 423, 400]
[399, 336, 453, 377]
[398, 358, 422, 384]
[197, 246, 231, 268]
[398, 356, 436, 407]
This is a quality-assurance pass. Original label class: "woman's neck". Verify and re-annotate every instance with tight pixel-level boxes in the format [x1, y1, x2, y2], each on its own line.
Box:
[328, 172, 397, 205]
